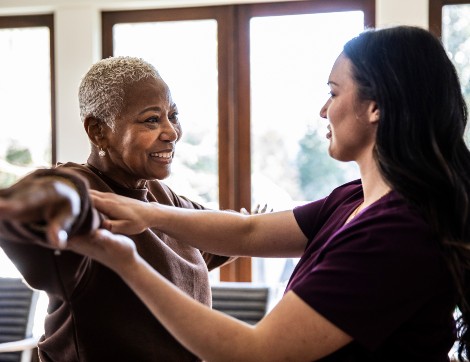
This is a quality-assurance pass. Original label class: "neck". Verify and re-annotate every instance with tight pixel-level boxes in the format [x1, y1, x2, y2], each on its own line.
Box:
[357, 153, 391, 207]
[86, 155, 147, 189]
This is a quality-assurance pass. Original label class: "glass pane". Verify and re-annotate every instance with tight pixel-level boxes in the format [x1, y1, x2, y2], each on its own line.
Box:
[0, 27, 51, 282]
[113, 20, 219, 209]
[0, 27, 52, 188]
[442, 4, 470, 146]
[250, 12, 364, 285]
[441, 6, 470, 358]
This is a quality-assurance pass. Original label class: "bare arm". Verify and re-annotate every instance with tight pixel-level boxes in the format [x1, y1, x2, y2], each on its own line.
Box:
[68, 229, 352, 362]
[91, 190, 308, 258]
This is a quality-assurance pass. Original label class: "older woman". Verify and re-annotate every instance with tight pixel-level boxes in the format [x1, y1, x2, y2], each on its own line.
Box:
[0, 56, 229, 362]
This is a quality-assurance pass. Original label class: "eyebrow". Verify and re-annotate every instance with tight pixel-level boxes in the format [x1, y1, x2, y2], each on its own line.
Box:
[327, 81, 339, 86]
[138, 106, 162, 115]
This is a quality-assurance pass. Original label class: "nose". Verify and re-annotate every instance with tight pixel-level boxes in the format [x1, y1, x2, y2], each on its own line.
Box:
[319, 98, 330, 119]
[159, 118, 179, 142]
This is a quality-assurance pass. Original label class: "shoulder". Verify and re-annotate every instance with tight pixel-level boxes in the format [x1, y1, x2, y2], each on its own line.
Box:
[55, 162, 97, 181]
[354, 191, 431, 243]
[337, 191, 434, 256]
[55, 162, 111, 191]
[293, 179, 363, 238]
[295, 179, 362, 216]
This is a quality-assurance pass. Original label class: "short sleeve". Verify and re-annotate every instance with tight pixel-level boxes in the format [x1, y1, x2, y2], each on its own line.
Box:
[293, 180, 363, 244]
[293, 199, 326, 240]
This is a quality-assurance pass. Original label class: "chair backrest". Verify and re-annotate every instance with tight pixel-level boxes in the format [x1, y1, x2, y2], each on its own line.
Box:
[0, 278, 39, 362]
[211, 282, 271, 325]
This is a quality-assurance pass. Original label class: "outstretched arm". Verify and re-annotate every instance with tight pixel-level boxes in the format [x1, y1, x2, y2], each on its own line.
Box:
[0, 175, 81, 249]
[91, 190, 307, 258]
[68, 229, 352, 362]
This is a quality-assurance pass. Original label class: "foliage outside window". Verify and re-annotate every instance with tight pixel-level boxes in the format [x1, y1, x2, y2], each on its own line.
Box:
[442, 4, 470, 145]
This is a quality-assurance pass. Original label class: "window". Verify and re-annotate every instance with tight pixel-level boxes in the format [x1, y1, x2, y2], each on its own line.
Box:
[112, 19, 219, 209]
[429, 3, 470, 358]
[429, 0, 470, 146]
[0, 15, 55, 278]
[102, 0, 375, 282]
[248, 11, 364, 285]
[0, 15, 55, 188]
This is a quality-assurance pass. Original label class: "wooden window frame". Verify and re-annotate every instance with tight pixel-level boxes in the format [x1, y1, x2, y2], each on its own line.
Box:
[102, 0, 375, 281]
[429, 0, 470, 36]
[0, 14, 56, 164]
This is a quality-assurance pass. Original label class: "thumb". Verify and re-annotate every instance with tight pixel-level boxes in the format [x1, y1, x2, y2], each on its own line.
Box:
[46, 221, 69, 250]
[46, 213, 75, 249]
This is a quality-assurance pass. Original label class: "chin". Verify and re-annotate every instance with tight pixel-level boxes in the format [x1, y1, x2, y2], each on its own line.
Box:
[155, 168, 172, 180]
[328, 148, 346, 162]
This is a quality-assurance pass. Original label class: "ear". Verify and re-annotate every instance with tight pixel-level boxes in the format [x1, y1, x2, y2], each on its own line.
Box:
[368, 101, 380, 124]
[84, 117, 108, 148]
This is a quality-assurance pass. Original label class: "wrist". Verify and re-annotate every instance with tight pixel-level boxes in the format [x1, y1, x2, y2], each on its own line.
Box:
[119, 253, 148, 284]
[147, 202, 164, 229]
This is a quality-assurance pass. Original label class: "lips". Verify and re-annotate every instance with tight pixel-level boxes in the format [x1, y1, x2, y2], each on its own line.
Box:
[150, 151, 173, 159]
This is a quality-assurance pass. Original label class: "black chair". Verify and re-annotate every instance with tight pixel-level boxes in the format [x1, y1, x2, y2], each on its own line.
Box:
[211, 282, 271, 325]
[0, 278, 40, 362]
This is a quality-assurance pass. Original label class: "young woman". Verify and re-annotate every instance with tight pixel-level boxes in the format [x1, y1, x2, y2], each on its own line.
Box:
[2, 26, 470, 361]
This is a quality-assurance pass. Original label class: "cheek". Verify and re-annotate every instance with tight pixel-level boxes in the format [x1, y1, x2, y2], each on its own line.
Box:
[117, 133, 150, 158]
[120, 132, 135, 147]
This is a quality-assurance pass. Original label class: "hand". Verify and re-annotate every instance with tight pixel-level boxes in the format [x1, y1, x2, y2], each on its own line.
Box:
[0, 176, 81, 249]
[68, 229, 137, 273]
[240, 203, 273, 215]
[90, 190, 153, 235]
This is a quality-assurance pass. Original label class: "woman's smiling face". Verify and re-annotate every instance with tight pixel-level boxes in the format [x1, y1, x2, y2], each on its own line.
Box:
[320, 53, 378, 163]
[103, 76, 182, 188]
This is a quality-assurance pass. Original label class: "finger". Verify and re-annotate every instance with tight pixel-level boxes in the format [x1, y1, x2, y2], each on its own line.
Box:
[46, 222, 68, 250]
[240, 207, 249, 215]
[89, 189, 111, 197]
[45, 209, 76, 249]
[101, 219, 113, 231]
[260, 204, 268, 213]
[102, 219, 134, 234]
[91, 193, 114, 213]
[253, 204, 260, 214]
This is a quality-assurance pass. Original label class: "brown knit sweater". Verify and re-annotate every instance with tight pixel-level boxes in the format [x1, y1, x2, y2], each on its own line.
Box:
[0, 162, 230, 362]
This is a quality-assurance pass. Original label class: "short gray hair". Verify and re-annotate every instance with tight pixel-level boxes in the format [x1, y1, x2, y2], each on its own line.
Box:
[78, 56, 161, 129]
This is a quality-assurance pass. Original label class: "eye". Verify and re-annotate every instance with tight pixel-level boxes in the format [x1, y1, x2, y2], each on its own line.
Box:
[328, 91, 336, 98]
[144, 116, 159, 123]
[169, 112, 179, 123]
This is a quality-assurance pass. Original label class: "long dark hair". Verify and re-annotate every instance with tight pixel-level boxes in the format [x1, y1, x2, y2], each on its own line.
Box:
[343, 26, 470, 360]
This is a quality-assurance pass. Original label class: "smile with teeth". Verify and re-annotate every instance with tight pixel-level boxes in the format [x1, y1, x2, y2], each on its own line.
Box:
[150, 152, 173, 159]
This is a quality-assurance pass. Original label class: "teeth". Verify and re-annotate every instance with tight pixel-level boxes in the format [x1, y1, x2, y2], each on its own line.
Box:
[151, 152, 172, 159]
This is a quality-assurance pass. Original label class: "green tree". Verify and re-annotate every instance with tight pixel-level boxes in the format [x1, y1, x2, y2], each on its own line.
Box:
[6, 144, 32, 166]
[296, 126, 351, 200]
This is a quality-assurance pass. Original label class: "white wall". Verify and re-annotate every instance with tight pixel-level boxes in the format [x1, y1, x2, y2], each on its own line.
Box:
[0, 0, 430, 163]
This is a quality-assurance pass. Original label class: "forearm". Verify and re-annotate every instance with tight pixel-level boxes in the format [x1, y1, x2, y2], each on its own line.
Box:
[92, 191, 306, 257]
[122, 255, 262, 362]
[152, 205, 251, 255]
[147, 204, 303, 257]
